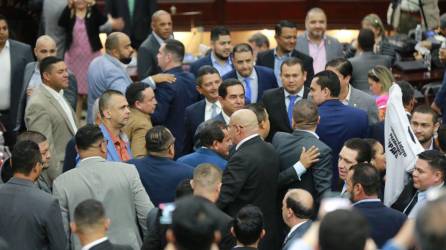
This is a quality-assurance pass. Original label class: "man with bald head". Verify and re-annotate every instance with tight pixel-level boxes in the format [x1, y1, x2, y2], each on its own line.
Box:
[22, 35, 77, 110]
[281, 189, 314, 250]
[218, 109, 280, 250]
[296, 8, 343, 74]
[138, 10, 173, 79]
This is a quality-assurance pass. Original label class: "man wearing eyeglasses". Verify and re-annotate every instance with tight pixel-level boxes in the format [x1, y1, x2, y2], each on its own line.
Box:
[256, 20, 314, 88]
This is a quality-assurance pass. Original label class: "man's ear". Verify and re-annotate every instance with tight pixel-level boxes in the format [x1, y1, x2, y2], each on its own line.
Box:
[166, 228, 176, 244]
[213, 230, 222, 244]
[104, 218, 111, 231]
[230, 226, 236, 237]
[260, 229, 266, 239]
[70, 222, 77, 234]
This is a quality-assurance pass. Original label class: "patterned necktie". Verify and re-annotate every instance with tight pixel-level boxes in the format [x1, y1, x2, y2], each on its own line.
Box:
[244, 77, 252, 103]
[128, 0, 135, 18]
[288, 95, 297, 127]
[210, 103, 218, 119]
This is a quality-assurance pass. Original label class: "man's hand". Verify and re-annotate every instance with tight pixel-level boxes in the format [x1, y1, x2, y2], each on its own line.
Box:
[300, 146, 320, 169]
[431, 102, 442, 115]
[108, 14, 125, 31]
[152, 73, 176, 84]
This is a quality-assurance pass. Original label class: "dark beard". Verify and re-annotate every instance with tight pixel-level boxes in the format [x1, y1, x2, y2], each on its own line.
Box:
[119, 57, 132, 65]
[214, 51, 229, 61]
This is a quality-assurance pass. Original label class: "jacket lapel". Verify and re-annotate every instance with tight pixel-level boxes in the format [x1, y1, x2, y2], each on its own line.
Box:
[40, 86, 76, 135]
[273, 88, 291, 129]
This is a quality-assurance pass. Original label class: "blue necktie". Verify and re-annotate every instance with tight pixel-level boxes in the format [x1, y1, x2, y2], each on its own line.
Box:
[288, 95, 297, 127]
[210, 103, 218, 119]
[244, 77, 252, 103]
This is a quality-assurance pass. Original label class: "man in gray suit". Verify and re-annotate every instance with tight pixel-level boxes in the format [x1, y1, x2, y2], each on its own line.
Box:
[296, 8, 344, 74]
[326, 58, 379, 125]
[272, 99, 332, 200]
[53, 124, 154, 250]
[22, 35, 77, 110]
[349, 29, 391, 93]
[25, 56, 79, 184]
[137, 10, 173, 80]
[0, 15, 34, 146]
[0, 140, 66, 249]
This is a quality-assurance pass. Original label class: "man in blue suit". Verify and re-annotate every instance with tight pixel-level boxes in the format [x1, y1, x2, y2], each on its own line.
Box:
[190, 26, 233, 77]
[310, 70, 368, 190]
[183, 66, 222, 154]
[128, 126, 193, 206]
[349, 163, 406, 248]
[151, 39, 199, 157]
[178, 120, 230, 170]
[223, 43, 277, 103]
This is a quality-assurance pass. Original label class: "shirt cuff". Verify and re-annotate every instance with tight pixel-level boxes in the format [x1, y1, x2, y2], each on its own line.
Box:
[141, 76, 156, 89]
[293, 161, 307, 180]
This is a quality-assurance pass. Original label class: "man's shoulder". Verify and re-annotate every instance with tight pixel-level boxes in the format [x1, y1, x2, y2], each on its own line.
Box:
[1, 180, 57, 205]
[186, 100, 206, 113]
[191, 54, 211, 67]
[292, 49, 313, 62]
[350, 87, 374, 101]
[262, 87, 282, 99]
[9, 39, 32, 51]
[257, 49, 274, 60]
[254, 65, 275, 76]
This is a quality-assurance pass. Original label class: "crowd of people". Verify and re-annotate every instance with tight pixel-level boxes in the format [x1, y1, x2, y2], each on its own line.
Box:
[2, 0, 446, 249]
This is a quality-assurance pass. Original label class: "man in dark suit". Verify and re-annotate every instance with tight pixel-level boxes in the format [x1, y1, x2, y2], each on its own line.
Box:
[105, 0, 157, 48]
[348, 29, 392, 93]
[190, 26, 233, 77]
[261, 57, 310, 141]
[183, 66, 223, 153]
[0, 141, 66, 249]
[281, 189, 313, 250]
[326, 58, 379, 125]
[411, 105, 440, 150]
[349, 163, 406, 248]
[273, 99, 332, 199]
[223, 43, 277, 103]
[0, 15, 34, 146]
[218, 109, 280, 250]
[230, 205, 265, 250]
[137, 10, 173, 80]
[191, 163, 236, 250]
[310, 70, 369, 190]
[256, 20, 314, 88]
[128, 126, 193, 206]
[71, 199, 132, 250]
[215, 79, 246, 125]
[151, 39, 199, 156]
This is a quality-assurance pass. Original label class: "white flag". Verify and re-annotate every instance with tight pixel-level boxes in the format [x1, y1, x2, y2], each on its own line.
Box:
[384, 84, 424, 206]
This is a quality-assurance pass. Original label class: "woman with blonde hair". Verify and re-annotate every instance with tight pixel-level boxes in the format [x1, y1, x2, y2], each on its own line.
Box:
[368, 65, 394, 121]
[362, 13, 396, 60]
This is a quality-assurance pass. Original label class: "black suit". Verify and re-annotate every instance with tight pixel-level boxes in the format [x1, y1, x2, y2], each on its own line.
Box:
[391, 178, 417, 213]
[217, 136, 280, 250]
[137, 34, 162, 79]
[89, 240, 132, 250]
[105, 0, 157, 48]
[261, 87, 309, 141]
[256, 49, 314, 88]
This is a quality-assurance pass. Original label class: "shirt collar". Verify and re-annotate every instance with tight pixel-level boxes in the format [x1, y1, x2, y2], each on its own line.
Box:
[211, 52, 232, 66]
[152, 32, 173, 46]
[103, 124, 127, 145]
[284, 87, 305, 98]
[235, 134, 259, 151]
[342, 84, 353, 103]
[236, 68, 256, 81]
[222, 111, 231, 124]
[293, 128, 319, 139]
[105, 53, 126, 69]
[274, 48, 292, 59]
[81, 237, 108, 250]
[205, 99, 221, 109]
[79, 156, 104, 163]
[288, 220, 309, 237]
[43, 83, 64, 97]
[305, 31, 327, 43]
[353, 198, 381, 206]
[1, 40, 10, 51]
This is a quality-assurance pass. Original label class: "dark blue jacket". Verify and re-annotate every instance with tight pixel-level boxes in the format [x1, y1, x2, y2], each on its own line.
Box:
[189, 54, 213, 77]
[151, 66, 199, 157]
[316, 99, 368, 190]
[222, 66, 278, 103]
[354, 200, 406, 248]
[183, 100, 206, 154]
[128, 155, 193, 206]
[177, 147, 227, 170]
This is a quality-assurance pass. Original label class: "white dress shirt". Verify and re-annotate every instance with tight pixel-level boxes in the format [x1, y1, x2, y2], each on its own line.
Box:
[29, 63, 43, 90]
[0, 40, 11, 110]
[43, 84, 77, 133]
[284, 87, 305, 111]
[81, 237, 108, 250]
[222, 111, 231, 125]
[204, 99, 222, 121]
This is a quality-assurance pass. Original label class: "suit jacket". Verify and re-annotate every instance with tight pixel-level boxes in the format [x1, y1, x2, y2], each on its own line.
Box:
[190, 53, 213, 77]
[52, 157, 154, 250]
[354, 200, 406, 248]
[22, 61, 78, 111]
[137, 34, 162, 79]
[122, 107, 152, 158]
[99, 123, 133, 162]
[177, 147, 228, 170]
[5, 40, 34, 133]
[127, 155, 193, 206]
[222, 66, 278, 103]
[151, 66, 199, 156]
[316, 99, 368, 190]
[296, 33, 344, 63]
[89, 239, 132, 250]
[231, 247, 258, 250]
[348, 52, 392, 92]
[183, 99, 206, 154]
[0, 177, 66, 250]
[434, 70, 446, 124]
[87, 54, 133, 124]
[349, 86, 379, 125]
[282, 220, 312, 250]
[25, 85, 79, 183]
[261, 87, 310, 141]
[272, 130, 332, 200]
[217, 135, 280, 250]
[256, 49, 314, 88]
[391, 178, 417, 213]
[105, 0, 158, 48]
